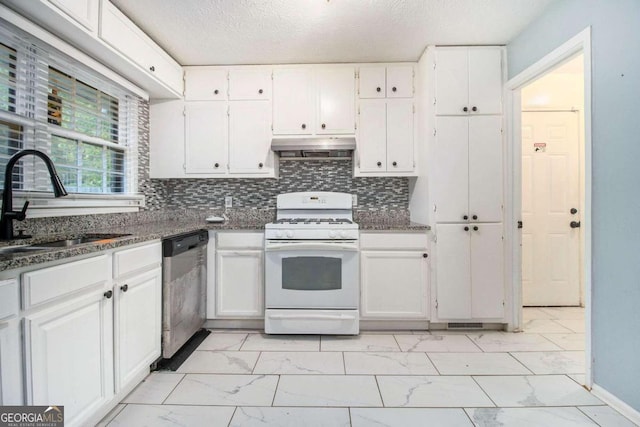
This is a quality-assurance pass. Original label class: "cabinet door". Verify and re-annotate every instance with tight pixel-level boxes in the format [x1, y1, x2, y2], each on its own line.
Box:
[0, 317, 22, 405]
[229, 101, 272, 174]
[216, 250, 264, 317]
[48, 0, 98, 32]
[386, 99, 414, 173]
[184, 68, 228, 101]
[435, 224, 471, 319]
[150, 100, 186, 178]
[468, 48, 503, 115]
[229, 69, 272, 100]
[25, 292, 114, 426]
[361, 251, 428, 319]
[386, 65, 414, 98]
[357, 99, 387, 172]
[115, 267, 161, 391]
[435, 48, 469, 115]
[273, 68, 313, 135]
[185, 102, 228, 174]
[471, 223, 504, 319]
[469, 116, 503, 222]
[358, 66, 386, 98]
[316, 67, 356, 134]
[433, 117, 469, 222]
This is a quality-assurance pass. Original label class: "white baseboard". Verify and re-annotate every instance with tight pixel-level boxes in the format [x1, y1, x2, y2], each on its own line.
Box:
[591, 383, 640, 425]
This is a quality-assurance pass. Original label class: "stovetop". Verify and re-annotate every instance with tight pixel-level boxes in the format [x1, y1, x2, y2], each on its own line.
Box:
[274, 218, 354, 225]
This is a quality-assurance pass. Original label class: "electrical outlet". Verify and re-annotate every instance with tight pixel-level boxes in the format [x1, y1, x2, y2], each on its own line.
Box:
[352, 194, 358, 207]
[225, 196, 233, 208]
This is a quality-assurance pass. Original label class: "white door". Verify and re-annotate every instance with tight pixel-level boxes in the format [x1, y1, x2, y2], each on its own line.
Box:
[25, 292, 114, 426]
[469, 116, 503, 222]
[272, 68, 314, 135]
[433, 117, 469, 222]
[115, 267, 161, 391]
[386, 99, 414, 172]
[216, 250, 264, 317]
[522, 111, 581, 306]
[361, 251, 428, 319]
[436, 224, 471, 319]
[386, 65, 414, 98]
[468, 48, 503, 115]
[185, 102, 228, 174]
[357, 99, 387, 172]
[229, 101, 272, 174]
[435, 48, 469, 115]
[316, 67, 355, 134]
[0, 317, 22, 404]
[358, 66, 386, 98]
[471, 223, 504, 318]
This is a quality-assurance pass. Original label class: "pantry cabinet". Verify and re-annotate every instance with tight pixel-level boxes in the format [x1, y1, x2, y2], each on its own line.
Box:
[434, 223, 504, 320]
[432, 115, 503, 223]
[360, 233, 429, 320]
[0, 279, 22, 405]
[215, 232, 264, 318]
[435, 47, 503, 116]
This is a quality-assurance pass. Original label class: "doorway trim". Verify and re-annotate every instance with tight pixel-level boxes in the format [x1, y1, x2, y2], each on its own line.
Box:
[504, 26, 592, 387]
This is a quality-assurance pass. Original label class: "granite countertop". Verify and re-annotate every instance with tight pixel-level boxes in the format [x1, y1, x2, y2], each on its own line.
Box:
[0, 218, 430, 272]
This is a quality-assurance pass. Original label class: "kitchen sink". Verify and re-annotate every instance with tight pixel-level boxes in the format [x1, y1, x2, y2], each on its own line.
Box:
[36, 233, 132, 247]
[0, 245, 48, 255]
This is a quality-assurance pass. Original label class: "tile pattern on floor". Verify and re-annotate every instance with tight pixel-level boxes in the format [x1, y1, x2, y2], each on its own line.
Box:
[106, 307, 638, 426]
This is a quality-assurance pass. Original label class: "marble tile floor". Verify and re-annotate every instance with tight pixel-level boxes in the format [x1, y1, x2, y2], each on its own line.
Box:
[102, 307, 638, 426]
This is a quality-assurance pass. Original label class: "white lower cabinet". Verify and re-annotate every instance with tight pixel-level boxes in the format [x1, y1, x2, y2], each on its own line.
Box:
[215, 232, 264, 318]
[0, 278, 22, 405]
[435, 223, 504, 321]
[360, 232, 429, 320]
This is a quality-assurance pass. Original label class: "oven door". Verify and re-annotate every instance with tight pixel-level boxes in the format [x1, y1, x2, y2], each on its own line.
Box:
[265, 240, 359, 309]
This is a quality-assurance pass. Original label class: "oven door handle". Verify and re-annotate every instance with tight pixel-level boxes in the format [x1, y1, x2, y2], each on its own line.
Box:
[268, 313, 357, 321]
[265, 242, 358, 251]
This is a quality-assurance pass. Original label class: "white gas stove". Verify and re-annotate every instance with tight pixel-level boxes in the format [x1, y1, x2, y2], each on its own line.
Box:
[264, 192, 360, 335]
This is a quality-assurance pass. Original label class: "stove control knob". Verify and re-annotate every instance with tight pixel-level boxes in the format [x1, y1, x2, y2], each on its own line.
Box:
[275, 231, 283, 238]
[285, 230, 294, 238]
[329, 231, 337, 238]
[339, 231, 347, 238]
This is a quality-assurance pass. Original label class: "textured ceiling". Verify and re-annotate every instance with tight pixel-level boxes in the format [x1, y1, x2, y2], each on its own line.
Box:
[111, 0, 557, 66]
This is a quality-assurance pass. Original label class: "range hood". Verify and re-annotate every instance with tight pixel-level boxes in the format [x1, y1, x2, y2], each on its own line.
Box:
[271, 137, 356, 159]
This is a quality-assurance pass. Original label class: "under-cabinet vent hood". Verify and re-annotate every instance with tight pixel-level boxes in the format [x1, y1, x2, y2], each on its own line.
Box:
[271, 137, 356, 159]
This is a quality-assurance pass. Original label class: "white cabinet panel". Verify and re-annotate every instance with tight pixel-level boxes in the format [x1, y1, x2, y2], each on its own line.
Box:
[357, 99, 387, 172]
[113, 241, 161, 279]
[184, 68, 228, 101]
[433, 117, 469, 222]
[48, 0, 98, 32]
[361, 251, 428, 319]
[358, 66, 386, 98]
[229, 69, 271, 100]
[386, 65, 413, 98]
[150, 100, 186, 178]
[469, 116, 503, 222]
[229, 101, 272, 174]
[435, 224, 471, 319]
[435, 49, 469, 115]
[316, 67, 355, 134]
[469, 48, 503, 115]
[185, 102, 228, 174]
[470, 224, 504, 319]
[115, 267, 161, 391]
[25, 292, 113, 426]
[0, 279, 22, 405]
[216, 249, 264, 318]
[386, 99, 414, 172]
[273, 68, 314, 135]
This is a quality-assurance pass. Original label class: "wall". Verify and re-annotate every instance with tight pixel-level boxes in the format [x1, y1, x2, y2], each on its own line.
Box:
[508, 0, 640, 411]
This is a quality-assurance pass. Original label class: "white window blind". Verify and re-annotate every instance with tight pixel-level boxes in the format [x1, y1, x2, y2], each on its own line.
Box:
[0, 19, 140, 196]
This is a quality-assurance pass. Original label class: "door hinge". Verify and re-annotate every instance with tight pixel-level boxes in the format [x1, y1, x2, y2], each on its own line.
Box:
[433, 97, 436, 105]
[183, 107, 186, 116]
[433, 203, 437, 212]
[271, 124, 273, 131]
[433, 128, 437, 136]
[433, 62, 436, 70]
[413, 104, 415, 114]
[435, 300, 438, 308]
[227, 106, 230, 116]
[271, 71, 274, 80]
[355, 122, 357, 130]
[182, 163, 186, 170]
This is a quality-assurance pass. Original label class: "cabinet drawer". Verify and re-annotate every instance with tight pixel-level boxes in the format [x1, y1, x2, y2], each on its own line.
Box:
[0, 279, 19, 320]
[22, 255, 110, 309]
[216, 232, 264, 249]
[360, 232, 428, 250]
[185, 67, 228, 101]
[114, 242, 162, 279]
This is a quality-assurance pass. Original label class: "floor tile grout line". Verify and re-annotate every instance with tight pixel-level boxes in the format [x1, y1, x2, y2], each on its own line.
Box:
[506, 351, 536, 375]
[348, 407, 353, 427]
[271, 375, 281, 407]
[227, 407, 238, 427]
[391, 334, 403, 352]
[373, 375, 385, 408]
[465, 333, 486, 353]
[342, 351, 347, 375]
[251, 351, 262, 374]
[461, 407, 477, 426]
[424, 352, 442, 375]
[470, 375, 499, 408]
[160, 373, 187, 405]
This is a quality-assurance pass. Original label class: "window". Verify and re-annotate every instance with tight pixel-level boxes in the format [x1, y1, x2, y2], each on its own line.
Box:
[0, 20, 139, 199]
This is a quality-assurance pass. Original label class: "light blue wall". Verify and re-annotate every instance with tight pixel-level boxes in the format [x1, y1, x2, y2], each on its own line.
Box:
[508, 0, 640, 411]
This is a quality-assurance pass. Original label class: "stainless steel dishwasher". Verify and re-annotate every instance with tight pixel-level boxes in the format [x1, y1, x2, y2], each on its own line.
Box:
[162, 230, 208, 359]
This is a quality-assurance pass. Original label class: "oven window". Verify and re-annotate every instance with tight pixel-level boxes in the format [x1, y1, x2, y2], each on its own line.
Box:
[282, 256, 342, 291]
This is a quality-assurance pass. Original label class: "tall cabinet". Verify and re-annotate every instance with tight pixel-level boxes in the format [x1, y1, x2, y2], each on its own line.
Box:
[430, 47, 505, 322]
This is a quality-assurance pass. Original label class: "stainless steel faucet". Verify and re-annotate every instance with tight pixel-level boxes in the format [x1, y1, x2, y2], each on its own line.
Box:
[1, 149, 68, 240]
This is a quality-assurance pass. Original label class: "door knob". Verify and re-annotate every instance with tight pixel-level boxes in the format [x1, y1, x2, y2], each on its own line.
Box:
[464, 226, 469, 231]
[570, 221, 581, 228]
[104, 290, 113, 299]
[472, 215, 478, 220]
[472, 106, 477, 112]
[121, 284, 128, 292]
[463, 106, 468, 112]
[570, 208, 578, 214]
[473, 226, 479, 231]
[376, 87, 381, 92]
[517, 221, 523, 229]
[463, 215, 468, 220]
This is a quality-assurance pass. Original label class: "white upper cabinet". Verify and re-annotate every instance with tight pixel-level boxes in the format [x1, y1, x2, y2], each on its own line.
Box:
[358, 65, 413, 99]
[184, 102, 228, 174]
[100, 0, 183, 94]
[435, 47, 503, 115]
[358, 99, 387, 172]
[273, 68, 314, 135]
[358, 66, 386, 98]
[386, 65, 414, 98]
[229, 101, 273, 174]
[48, 0, 99, 32]
[386, 99, 414, 172]
[229, 68, 272, 100]
[316, 67, 356, 134]
[184, 68, 228, 101]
